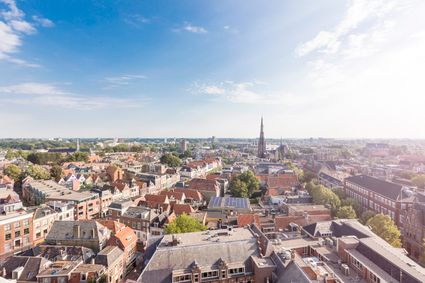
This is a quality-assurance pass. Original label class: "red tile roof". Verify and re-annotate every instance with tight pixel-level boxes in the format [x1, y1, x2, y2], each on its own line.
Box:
[237, 214, 261, 227]
[173, 188, 203, 201]
[172, 204, 195, 215]
[187, 178, 220, 192]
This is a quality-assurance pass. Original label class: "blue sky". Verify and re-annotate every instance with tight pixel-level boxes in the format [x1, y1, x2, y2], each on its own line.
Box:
[1, 0, 425, 138]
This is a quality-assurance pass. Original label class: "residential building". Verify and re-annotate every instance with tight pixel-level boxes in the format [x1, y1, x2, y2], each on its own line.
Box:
[187, 178, 221, 201]
[95, 246, 124, 283]
[138, 227, 268, 283]
[45, 220, 111, 252]
[344, 175, 413, 227]
[22, 179, 101, 220]
[0, 210, 33, 258]
[107, 226, 137, 272]
[32, 206, 58, 245]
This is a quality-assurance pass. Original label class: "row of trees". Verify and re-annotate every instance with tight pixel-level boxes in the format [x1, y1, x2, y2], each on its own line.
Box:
[4, 164, 52, 183]
[26, 152, 89, 165]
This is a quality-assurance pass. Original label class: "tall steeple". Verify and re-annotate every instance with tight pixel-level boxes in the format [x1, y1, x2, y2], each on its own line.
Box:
[257, 116, 266, 158]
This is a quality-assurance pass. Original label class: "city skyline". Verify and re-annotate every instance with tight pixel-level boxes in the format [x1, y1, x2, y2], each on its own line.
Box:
[1, 0, 425, 138]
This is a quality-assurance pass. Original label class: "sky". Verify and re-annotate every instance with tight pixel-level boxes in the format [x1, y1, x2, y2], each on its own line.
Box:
[1, 0, 425, 139]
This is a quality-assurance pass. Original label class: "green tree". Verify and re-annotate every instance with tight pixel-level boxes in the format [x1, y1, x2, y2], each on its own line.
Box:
[4, 164, 22, 182]
[299, 171, 315, 183]
[229, 171, 259, 197]
[25, 165, 51, 180]
[412, 174, 425, 189]
[229, 179, 249, 198]
[360, 210, 376, 224]
[311, 184, 341, 212]
[50, 165, 63, 181]
[179, 149, 193, 159]
[367, 214, 401, 247]
[5, 150, 17, 160]
[336, 206, 357, 219]
[160, 153, 182, 167]
[165, 213, 207, 234]
[341, 198, 362, 216]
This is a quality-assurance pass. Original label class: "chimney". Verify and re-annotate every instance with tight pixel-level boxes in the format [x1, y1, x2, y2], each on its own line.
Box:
[73, 224, 80, 238]
[171, 235, 179, 246]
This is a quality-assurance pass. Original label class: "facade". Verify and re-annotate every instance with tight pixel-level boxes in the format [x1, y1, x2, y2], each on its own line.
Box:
[403, 193, 425, 261]
[32, 206, 58, 245]
[95, 246, 125, 283]
[22, 179, 101, 220]
[0, 210, 33, 258]
[344, 175, 412, 227]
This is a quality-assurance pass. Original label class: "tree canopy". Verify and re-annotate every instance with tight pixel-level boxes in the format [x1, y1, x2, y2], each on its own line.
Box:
[309, 182, 341, 212]
[412, 174, 425, 189]
[25, 165, 51, 180]
[160, 153, 182, 167]
[50, 165, 64, 181]
[4, 164, 22, 182]
[336, 206, 357, 219]
[229, 179, 249, 198]
[165, 213, 207, 234]
[360, 210, 376, 224]
[229, 170, 260, 197]
[367, 214, 401, 247]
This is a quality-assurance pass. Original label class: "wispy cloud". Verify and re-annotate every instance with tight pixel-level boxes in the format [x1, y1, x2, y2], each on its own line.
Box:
[296, 0, 403, 57]
[103, 74, 146, 89]
[191, 81, 306, 106]
[0, 0, 53, 66]
[0, 82, 146, 110]
[124, 14, 151, 27]
[32, 15, 54, 27]
[173, 22, 207, 34]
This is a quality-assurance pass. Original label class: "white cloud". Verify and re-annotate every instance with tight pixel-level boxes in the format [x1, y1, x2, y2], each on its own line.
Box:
[32, 15, 54, 27]
[296, 0, 404, 57]
[290, 0, 425, 138]
[173, 23, 207, 34]
[0, 0, 53, 66]
[0, 82, 146, 110]
[184, 24, 207, 33]
[103, 74, 147, 88]
[192, 81, 306, 106]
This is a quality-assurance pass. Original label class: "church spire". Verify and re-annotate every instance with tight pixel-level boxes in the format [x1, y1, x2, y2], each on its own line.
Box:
[257, 116, 266, 158]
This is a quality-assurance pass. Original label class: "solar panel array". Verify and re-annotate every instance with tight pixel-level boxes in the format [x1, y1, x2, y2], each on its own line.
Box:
[209, 196, 249, 209]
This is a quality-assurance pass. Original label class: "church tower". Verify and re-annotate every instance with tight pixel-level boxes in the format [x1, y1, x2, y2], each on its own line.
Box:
[257, 117, 266, 158]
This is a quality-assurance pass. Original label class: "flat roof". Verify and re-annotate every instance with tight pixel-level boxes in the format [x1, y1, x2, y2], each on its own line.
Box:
[159, 227, 254, 249]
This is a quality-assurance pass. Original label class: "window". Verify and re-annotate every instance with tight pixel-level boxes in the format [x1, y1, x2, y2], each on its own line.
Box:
[173, 274, 191, 282]
[4, 242, 12, 252]
[24, 228, 30, 235]
[201, 271, 219, 279]
[4, 224, 11, 231]
[23, 219, 29, 226]
[351, 257, 363, 270]
[369, 272, 380, 283]
[23, 237, 29, 245]
[5, 233, 11, 240]
[15, 231, 20, 237]
[14, 222, 20, 229]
